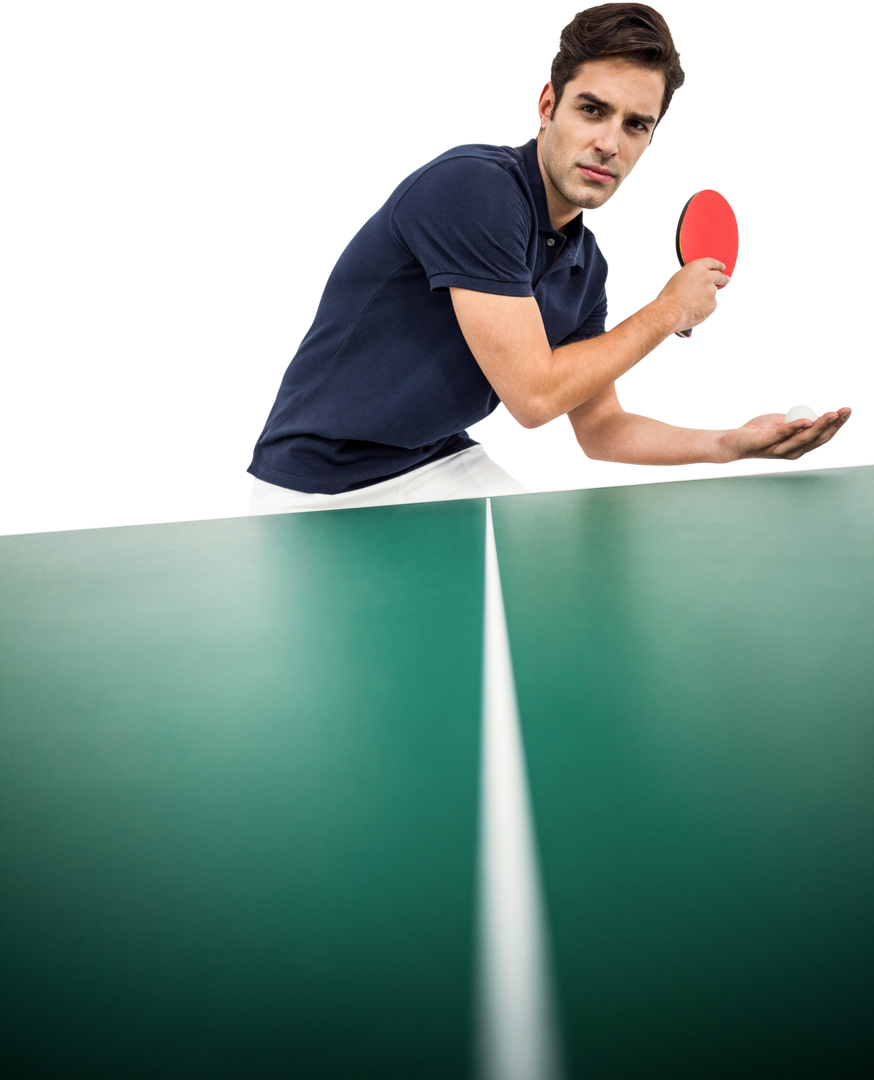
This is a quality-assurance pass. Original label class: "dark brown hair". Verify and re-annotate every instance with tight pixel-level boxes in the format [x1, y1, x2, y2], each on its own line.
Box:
[550, 4, 684, 123]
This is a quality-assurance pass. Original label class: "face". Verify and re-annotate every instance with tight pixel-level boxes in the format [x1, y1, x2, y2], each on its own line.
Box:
[537, 57, 665, 229]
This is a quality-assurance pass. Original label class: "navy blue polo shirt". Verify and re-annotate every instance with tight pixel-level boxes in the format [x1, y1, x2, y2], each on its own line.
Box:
[248, 137, 608, 494]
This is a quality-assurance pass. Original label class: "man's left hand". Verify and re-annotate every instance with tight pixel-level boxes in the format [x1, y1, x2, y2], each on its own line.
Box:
[718, 409, 852, 462]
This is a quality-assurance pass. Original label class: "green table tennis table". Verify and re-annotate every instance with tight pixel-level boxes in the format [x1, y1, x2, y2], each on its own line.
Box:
[2, 465, 872, 1078]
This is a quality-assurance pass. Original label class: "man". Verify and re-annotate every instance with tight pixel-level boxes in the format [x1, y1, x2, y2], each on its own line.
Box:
[248, 3, 850, 514]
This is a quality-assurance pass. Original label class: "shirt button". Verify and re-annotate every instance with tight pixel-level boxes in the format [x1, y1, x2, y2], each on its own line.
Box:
[546, 238, 555, 246]
[565, 254, 572, 260]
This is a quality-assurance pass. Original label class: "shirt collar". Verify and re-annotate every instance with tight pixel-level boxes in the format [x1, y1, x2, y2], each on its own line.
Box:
[518, 137, 585, 263]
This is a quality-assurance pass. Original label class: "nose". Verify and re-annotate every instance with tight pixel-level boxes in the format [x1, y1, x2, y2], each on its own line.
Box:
[593, 118, 621, 159]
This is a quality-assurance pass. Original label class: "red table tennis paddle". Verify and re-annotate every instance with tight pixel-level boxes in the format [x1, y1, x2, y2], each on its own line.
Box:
[674, 189, 738, 338]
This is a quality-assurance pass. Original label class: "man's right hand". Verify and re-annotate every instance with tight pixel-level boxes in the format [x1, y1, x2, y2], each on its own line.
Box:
[654, 258, 731, 335]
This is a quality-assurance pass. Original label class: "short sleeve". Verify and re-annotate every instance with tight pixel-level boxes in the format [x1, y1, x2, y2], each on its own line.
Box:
[390, 156, 535, 297]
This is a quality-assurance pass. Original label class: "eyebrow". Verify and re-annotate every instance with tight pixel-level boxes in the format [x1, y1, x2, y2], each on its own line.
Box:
[572, 91, 656, 127]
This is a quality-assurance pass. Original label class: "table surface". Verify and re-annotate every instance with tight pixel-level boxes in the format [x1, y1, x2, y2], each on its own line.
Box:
[2, 465, 872, 1078]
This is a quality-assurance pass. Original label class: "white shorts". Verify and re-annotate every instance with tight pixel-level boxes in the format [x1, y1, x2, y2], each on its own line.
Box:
[247, 445, 527, 515]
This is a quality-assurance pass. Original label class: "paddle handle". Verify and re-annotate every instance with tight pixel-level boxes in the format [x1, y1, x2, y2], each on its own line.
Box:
[675, 328, 692, 338]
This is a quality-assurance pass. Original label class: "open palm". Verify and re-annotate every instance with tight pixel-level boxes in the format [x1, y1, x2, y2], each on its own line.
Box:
[723, 409, 852, 461]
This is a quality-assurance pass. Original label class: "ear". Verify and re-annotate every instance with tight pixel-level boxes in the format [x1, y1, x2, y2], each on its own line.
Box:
[535, 78, 557, 119]
[537, 82, 556, 129]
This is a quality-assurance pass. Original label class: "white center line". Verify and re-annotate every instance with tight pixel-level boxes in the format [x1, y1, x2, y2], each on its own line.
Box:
[475, 499, 565, 1080]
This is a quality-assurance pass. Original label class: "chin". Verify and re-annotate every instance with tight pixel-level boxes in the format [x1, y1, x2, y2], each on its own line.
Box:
[576, 190, 611, 210]
[583, 185, 617, 212]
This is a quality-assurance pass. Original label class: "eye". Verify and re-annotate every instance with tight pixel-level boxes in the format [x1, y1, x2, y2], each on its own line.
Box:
[579, 104, 648, 132]
[580, 104, 601, 116]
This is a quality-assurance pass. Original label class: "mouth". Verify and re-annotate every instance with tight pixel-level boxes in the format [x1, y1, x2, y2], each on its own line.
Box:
[578, 165, 615, 183]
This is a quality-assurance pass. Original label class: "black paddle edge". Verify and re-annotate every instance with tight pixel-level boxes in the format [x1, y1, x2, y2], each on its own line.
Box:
[669, 187, 704, 267]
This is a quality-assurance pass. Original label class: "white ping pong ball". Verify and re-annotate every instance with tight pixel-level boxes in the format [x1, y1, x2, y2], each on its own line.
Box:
[785, 405, 818, 423]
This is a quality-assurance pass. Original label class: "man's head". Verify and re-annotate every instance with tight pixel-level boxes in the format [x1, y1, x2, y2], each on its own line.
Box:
[537, 5, 683, 225]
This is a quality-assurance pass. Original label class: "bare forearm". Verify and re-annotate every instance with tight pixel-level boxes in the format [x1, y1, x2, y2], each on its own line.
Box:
[571, 407, 731, 465]
[537, 300, 675, 424]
